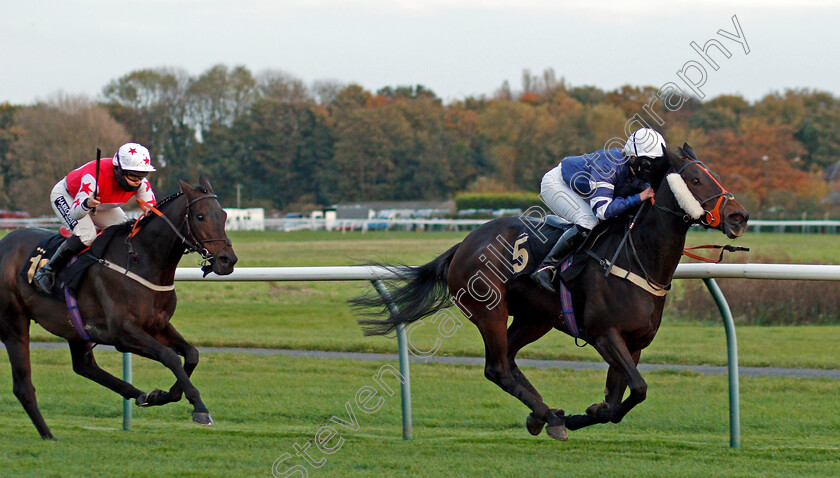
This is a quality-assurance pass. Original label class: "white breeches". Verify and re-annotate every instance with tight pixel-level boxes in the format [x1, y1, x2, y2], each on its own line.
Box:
[539, 164, 598, 230]
[49, 180, 127, 246]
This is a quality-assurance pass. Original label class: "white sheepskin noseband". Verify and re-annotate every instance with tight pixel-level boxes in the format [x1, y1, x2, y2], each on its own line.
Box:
[666, 173, 704, 220]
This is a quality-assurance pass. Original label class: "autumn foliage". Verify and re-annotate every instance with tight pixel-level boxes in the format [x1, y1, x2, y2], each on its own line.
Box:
[1, 66, 839, 218]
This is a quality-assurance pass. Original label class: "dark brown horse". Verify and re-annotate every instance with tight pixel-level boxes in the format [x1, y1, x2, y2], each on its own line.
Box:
[0, 175, 237, 439]
[356, 145, 748, 440]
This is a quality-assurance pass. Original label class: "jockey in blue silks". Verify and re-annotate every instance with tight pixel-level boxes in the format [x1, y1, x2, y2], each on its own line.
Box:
[531, 128, 665, 293]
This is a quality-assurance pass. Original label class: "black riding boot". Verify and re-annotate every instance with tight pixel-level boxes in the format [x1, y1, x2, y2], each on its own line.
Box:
[33, 235, 86, 293]
[530, 225, 589, 293]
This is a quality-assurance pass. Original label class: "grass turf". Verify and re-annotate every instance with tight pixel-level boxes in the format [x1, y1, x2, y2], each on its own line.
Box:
[4, 230, 839, 476]
[22, 230, 840, 369]
[0, 349, 838, 477]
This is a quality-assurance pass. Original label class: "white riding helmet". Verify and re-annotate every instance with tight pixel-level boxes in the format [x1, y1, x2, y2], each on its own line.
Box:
[623, 128, 666, 158]
[113, 143, 156, 172]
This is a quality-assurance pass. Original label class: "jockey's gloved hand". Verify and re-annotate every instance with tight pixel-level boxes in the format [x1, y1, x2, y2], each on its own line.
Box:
[84, 197, 100, 209]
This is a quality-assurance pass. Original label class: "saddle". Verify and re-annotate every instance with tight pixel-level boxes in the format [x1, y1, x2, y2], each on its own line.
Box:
[513, 215, 595, 285]
[21, 227, 121, 299]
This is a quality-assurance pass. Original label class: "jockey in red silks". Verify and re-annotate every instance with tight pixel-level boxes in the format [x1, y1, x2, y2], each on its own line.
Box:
[33, 143, 158, 292]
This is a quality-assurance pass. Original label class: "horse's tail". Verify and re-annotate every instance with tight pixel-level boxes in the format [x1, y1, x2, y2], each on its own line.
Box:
[353, 242, 461, 336]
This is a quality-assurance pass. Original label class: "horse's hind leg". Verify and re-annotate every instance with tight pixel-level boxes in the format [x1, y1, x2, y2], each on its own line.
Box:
[115, 323, 212, 425]
[1, 316, 53, 439]
[475, 310, 567, 440]
[139, 323, 198, 407]
[506, 316, 559, 436]
[68, 340, 145, 401]
[506, 316, 552, 400]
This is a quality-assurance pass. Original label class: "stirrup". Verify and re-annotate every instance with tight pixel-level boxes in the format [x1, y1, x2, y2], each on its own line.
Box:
[34, 269, 56, 293]
[532, 265, 558, 292]
[533, 265, 556, 278]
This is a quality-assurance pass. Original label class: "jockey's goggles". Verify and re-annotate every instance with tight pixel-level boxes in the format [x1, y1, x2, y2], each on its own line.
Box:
[124, 171, 150, 181]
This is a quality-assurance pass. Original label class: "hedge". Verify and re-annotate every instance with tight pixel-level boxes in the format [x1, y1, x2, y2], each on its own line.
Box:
[454, 192, 543, 211]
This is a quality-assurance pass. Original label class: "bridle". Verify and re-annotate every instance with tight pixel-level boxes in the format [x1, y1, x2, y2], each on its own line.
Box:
[675, 160, 734, 228]
[653, 159, 735, 229]
[603, 157, 740, 290]
[182, 194, 233, 260]
[130, 192, 231, 269]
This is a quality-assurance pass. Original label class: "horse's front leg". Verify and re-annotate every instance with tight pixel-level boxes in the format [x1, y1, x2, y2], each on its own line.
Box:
[115, 322, 213, 426]
[566, 330, 646, 430]
[137, 323, 199, 407]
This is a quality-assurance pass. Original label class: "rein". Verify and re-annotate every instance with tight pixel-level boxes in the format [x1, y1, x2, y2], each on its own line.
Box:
[598, 161, 747, 294]
[120, 192, 231, 282]
[131, 195, 231, 263]
[683, 244, 750, 263]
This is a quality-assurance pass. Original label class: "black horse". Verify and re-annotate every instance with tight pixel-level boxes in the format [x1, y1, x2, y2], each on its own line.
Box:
[356, 145, 748, 440]
[0, 176, 237, 439]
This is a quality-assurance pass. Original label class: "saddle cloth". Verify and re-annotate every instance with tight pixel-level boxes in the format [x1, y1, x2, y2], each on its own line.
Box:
[21, 228, 118, 299]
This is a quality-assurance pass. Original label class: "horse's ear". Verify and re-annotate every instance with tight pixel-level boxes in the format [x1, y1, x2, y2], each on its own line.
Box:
[682, 143, 698, 161]
[178, 178, 196, 195]
[662, 145, 685, 171]
[198, 174, 214, 193]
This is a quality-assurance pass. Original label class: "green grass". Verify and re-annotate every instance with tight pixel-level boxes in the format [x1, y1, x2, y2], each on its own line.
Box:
[5, 230, 839, 476]
[0, 349, 838, 477]
[20, 230, 840, 369]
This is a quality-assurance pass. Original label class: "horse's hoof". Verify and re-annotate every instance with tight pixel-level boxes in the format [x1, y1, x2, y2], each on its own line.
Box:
[586, 402, 609, 418]
[193, 412, 214, 426]
[546, 424, 568, 441]
[136, 393, 151, 407]
[526, 413, 545, 436]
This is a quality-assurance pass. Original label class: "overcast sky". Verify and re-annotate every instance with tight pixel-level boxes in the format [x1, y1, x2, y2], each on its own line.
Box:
[2, 0, 839, 105]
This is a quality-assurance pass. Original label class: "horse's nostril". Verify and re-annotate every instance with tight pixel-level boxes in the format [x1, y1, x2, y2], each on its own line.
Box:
[730, 212, 747, 224]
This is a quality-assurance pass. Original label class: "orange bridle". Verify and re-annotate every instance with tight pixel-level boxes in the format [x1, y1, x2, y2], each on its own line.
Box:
[677, 160, 734, 228]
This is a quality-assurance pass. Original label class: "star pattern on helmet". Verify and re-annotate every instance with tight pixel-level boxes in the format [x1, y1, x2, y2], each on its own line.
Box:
[80, 182, 93, 195]
[143, 156, 150, 165]
[128, 148, 137, 155]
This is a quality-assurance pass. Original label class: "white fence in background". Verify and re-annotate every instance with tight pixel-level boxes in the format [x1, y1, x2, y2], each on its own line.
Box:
[4, 217, 840, 233]
[173, 263, 840, 281]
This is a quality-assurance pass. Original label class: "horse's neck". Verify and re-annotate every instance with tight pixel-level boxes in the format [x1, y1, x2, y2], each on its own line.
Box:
[128, 198, 189, 282]
[631, 187, 692, 284]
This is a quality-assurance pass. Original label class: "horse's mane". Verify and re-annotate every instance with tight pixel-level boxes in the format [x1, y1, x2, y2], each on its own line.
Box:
[109, 190, 185, 235]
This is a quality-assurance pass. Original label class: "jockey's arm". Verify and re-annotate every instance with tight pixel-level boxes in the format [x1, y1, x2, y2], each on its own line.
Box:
[136, 179, 157, 206]
[589, 184, 643, 221]
[68, 173, 97, 220]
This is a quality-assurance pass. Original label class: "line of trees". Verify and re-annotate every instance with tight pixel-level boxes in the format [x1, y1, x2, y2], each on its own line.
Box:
[1, 65, 839, 218]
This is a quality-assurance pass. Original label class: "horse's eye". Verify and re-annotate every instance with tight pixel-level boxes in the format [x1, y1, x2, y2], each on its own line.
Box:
[691, 178, 701, 186]
[196, 214, 205, 221]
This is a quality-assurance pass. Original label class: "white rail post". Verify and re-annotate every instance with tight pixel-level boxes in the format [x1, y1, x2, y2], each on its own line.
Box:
[371, 279, 413, 440]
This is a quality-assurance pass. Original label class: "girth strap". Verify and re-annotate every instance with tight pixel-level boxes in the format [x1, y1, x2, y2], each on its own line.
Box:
[97, 259, 175, 292]
[586, 251, 668, 297]
[604, 260, 669, 297]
